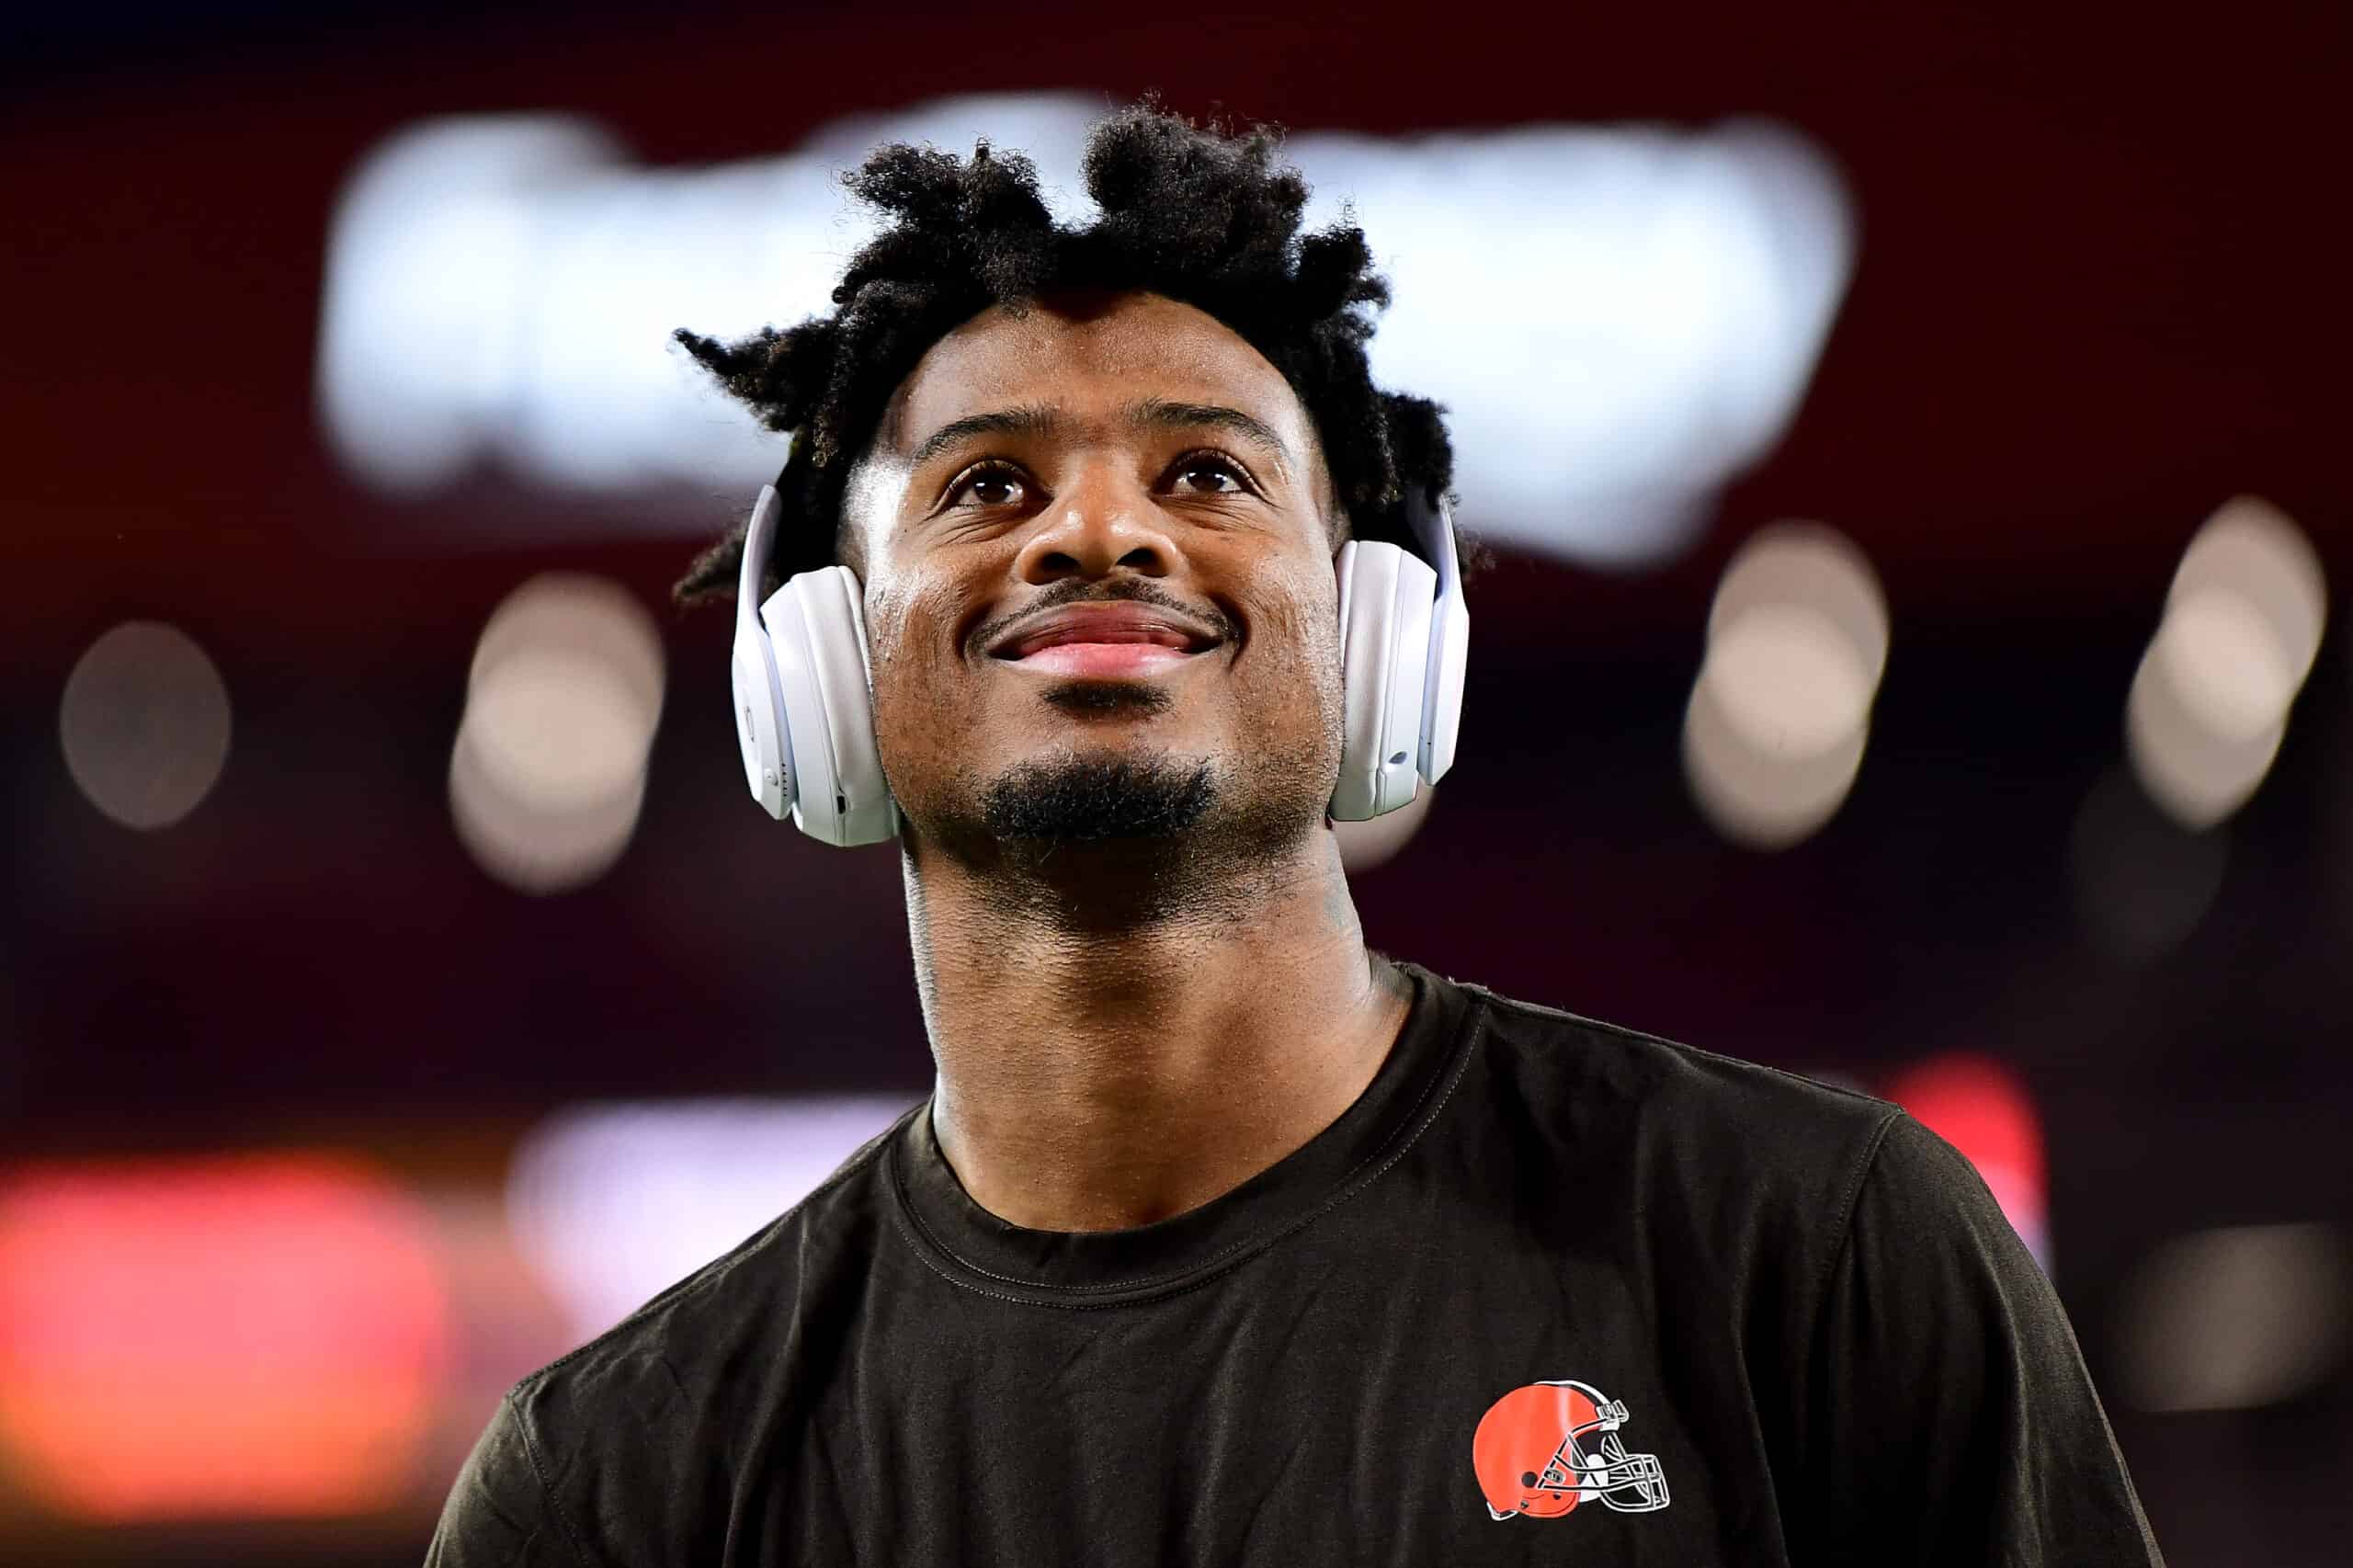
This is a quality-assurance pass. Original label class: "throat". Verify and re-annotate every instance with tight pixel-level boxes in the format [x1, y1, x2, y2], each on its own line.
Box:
[908, 833, 1410, 1233]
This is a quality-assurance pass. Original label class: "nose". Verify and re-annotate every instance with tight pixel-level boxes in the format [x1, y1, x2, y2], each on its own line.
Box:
[1012, 467, 1179, 585]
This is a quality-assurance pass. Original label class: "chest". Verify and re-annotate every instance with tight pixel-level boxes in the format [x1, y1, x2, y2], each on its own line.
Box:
[745, 1247, 1795, 1567]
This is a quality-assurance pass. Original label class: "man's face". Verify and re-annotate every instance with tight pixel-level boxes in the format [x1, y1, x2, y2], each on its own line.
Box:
[847, 290, 1345, 861]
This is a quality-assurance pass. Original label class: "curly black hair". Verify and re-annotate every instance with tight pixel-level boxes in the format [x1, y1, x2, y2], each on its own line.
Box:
[671, 100, 1457, 604]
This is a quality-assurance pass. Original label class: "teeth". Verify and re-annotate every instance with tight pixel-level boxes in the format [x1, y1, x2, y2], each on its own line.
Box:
[1019, 630, 1191, 655]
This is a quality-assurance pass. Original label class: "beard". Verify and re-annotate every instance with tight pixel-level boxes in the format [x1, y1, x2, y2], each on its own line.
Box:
[951, 745, 1318, 931]
[895, 651, 1344, 927]
[978, 752, 1217, 843]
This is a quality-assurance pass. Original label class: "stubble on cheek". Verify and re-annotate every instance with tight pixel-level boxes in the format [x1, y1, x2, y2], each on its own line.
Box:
[1247, 574, 1346, 766]
[861, 572, 983, 819]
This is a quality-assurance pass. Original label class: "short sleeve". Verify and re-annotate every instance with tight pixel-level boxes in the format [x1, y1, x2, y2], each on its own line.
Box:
[426, 1393, 585, 1568]
[1791, 1113, 2165, 1566]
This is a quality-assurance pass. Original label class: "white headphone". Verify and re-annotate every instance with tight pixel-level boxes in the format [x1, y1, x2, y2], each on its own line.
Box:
[730, 474, 1468, 844]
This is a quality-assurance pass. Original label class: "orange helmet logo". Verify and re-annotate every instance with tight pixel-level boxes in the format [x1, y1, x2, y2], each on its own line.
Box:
[1471, 1380, 1671, 1520]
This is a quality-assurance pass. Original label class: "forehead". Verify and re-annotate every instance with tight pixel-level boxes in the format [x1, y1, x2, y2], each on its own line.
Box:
[883, 291, 1315, 460]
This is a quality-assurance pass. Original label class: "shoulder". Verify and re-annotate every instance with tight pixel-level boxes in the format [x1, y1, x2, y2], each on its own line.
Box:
[1455, 977, 1899, 1162]
[492, 1111, 909, 1520]
[1427, 972, 1904, 1251]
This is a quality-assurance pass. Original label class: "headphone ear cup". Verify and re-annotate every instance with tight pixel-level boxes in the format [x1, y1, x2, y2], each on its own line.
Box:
[1332, 540, 1438, 821]
[762, 567, 899, 847]
[731, 616, 793, 821]
[819, 567, 899, 846]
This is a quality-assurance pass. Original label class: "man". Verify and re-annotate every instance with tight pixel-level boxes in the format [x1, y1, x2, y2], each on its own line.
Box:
[429, 105, 2162, 1564]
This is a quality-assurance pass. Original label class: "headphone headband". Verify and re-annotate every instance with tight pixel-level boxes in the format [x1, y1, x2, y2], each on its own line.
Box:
[735, 482, 781, 637]
[1404, 487, 1470, 786]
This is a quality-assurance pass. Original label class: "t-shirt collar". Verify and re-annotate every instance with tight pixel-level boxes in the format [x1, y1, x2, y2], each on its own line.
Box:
[888, 960, 1483, 1305]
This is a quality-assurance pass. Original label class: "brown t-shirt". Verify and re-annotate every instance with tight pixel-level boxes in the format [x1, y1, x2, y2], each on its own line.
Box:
[427, 963, 2163, 1565]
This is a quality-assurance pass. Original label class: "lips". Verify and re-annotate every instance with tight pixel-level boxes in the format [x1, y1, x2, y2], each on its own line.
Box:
[989, 603, 1222, 662]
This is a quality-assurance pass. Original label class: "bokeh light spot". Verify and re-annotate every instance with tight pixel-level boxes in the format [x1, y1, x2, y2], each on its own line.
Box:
[2068, 767, 2230, 960]
[1683, 676, 1868, 848]
[2115, 1223, 2351, 1413]
[2126, 648, 2286, 830]
[1882, 1053, 2050, 1268]
[1702, 603, 1875, 760]
[506, 1097, 912, 1341]
[450, 574, 665, 893]
[0, 1153, 449, 1520]
[1683, 522, 1885, 849]
[58, 621, 233, 831]
[2125, 497, 2322, 828]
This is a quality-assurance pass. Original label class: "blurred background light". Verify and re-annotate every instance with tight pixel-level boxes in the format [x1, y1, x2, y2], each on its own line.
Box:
[2126, 497, 2323, 828]
[1333, 785, 1436, 874]
[1683, 677, 1868, 848]
[0, 1153, 449, 1520]
[506, 1096, 912, 1341]
[449, 740, 649, 897]
[1882, 1053, 2051, 1269]
[464, 573, 665, 812]
[57, 621, 233, 831]
[2125, 654, 2286, 829]
[317, 94, 1853, 567]
[1683, 523, 1886, 848]
[449, 574, 664, 894]
[1704, 604, 1877, 757]
[2068, 767, 2230, 960]
[2114, 1222, 2351, 1414]
[1705, 522, 1891, 678]
[2165, 497, 2327, 728]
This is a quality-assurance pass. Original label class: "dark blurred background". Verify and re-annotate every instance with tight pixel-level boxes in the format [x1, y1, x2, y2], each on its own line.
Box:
[4, 1, 2348, 1561]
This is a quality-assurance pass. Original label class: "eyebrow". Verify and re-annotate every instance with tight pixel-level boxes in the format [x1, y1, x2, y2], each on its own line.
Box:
[1129, 398, 1294, 480]
[904, 398, 1295, 480]
[904, 404, 1062, 471]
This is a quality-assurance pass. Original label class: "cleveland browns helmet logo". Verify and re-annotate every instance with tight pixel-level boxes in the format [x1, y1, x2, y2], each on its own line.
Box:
[1472, 1380, 1671, 1519]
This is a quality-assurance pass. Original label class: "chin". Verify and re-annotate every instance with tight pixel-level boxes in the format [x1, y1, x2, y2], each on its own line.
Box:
[977, 749, 1219, 844]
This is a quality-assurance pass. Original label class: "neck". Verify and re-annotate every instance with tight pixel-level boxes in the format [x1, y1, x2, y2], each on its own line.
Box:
[903, 824, 1412, 1233]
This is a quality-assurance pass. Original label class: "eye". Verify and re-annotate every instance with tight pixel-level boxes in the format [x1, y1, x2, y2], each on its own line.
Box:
[946, 461, 1029, 509]
[1166, 452, 1251, 496]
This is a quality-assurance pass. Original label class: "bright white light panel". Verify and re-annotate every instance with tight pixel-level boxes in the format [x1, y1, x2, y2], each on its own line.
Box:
[317, 93, 1853, 567]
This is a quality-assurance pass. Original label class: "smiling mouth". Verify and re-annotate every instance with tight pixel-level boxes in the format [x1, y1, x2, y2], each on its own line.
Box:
[987, 603, 1223, 676]
[1007, 626, 1199, 655]
[998, 641, 1205, 679]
